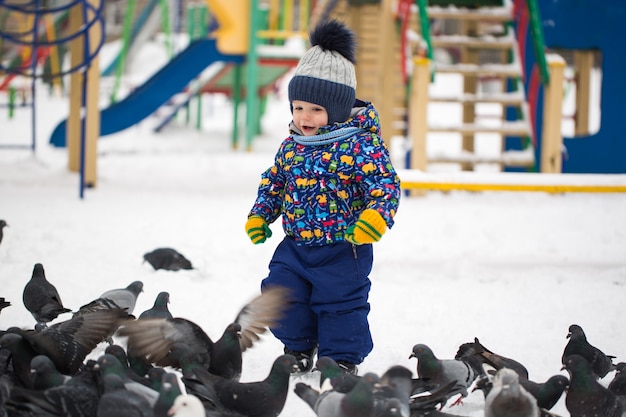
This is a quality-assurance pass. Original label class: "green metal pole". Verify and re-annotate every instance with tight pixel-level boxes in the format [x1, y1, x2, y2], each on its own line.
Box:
[245, 0, 260, 150]
[111, 0, 136, 103]
[8, 86, 16, 119]
[526, 0, 550, 85]
[232, 64, 242, 148]
[158, 0, 173, 58]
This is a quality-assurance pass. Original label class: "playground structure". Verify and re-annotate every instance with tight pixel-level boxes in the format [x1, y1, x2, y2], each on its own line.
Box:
[3, 0, 625, 198]
[327, 0, 625, 193]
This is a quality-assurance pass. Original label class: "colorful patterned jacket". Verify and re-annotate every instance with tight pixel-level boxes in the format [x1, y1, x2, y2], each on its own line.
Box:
[249, 100, 401, 246]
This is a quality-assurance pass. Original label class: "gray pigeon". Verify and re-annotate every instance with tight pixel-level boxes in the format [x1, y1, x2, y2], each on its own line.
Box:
[409, 343, 476, 407]
[485, 368, 540, 417]
[562, 354, 624, 417]
[22, 263, 72, 326]
[0, 220, 7, 246]
[143, 248, 193, 271]
[97, 373, 153, 417]
[562, 324, 615, 379]
[99, 280, 144, 316]
[295, 372, 380, 417]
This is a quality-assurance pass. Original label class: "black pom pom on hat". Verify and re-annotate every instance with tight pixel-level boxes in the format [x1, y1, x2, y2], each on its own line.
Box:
[288, 20, 357, 125]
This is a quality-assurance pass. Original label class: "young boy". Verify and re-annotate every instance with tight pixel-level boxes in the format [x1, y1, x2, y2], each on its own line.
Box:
[245, 20, 401, 374]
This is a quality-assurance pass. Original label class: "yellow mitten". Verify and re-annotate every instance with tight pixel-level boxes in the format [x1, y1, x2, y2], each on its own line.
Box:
[245, 215, 273, 244]
[345, 209, 387, 244]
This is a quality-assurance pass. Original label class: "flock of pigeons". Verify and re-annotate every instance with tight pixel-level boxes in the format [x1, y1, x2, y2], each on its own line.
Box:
[0, 249, 624, 417]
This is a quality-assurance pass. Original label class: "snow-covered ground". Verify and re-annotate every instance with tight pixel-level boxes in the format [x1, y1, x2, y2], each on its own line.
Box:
[1, 38, 625, 416]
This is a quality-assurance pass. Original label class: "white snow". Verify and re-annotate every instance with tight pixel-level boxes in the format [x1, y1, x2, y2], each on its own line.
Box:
[1, 38, 625, 417]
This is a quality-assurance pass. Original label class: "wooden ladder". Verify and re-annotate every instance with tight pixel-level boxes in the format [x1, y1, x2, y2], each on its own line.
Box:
[411, 0, 535, 171]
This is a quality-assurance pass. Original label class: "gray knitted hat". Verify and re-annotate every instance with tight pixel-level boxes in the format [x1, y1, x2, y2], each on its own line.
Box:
[288, 20, 357, 125]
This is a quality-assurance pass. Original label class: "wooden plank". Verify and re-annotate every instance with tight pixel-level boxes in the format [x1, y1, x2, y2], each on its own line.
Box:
[426, 7, 512, 22]
[429, 92, 525, 105]
[436, 63, 521, 77]
[428, 123, 531, 135]
[432, 36, 515, 49]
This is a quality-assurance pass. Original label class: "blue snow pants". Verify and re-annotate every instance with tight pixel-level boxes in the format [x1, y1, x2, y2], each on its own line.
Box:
[261, 236, 374, 364]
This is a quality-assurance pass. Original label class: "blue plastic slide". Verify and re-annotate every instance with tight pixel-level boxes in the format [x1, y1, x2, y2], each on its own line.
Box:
[50, 38, 244, 147]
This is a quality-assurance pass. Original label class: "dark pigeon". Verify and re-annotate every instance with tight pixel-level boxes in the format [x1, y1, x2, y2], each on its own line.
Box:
[0, 298, 10, 315]
[6, 360, 101, 417]
[0, 307, 128, 378]
[520, 374, 569, 411]
[315, 356, 361, 393]
[608, 362, 626, 396]
[30, 355, 71, 390]
[374, 365, 413, 417]
[183, 354, 298, 417]
[139, 291, 173, 319]
[117, 285, 291, 381]
[294, 371, 379, 417]
[562, 324, 615, 379]
[97, 373, 153, 417]
[153, 372, 183, 417]
[95, 353, 159, 408]
[409, 343, 477, 407]
[0, 220, 7, 246]
[22, 263, 72, 326]
[484, 368, 539, 417]
[410, 380, 461, 412]
[143, 247, 193, 271]
[455, 337, 529, 379]
[562, 354, 624, 417]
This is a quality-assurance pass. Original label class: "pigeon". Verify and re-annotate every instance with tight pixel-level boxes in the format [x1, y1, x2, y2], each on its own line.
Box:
[97, 373, 153, 417]
[99, 280, 144, 316]
[6, 359, 101, 417]
[139, 291, 173, 319]
[0, 307, 128, 379]
[143, 247, 193, 271]
[0, 298, 10, 315]
[22, 263, 72, 326]
[409, 381, 461, 412]
[117, 285, 291, 381]
[294, 371, 379, 417]
[455, 337, 529, 379]
[315, 356, 362, 393]
[409, 343, 476, 407]
[153, 372, 183, 417]
[562, 354, 624, 417]
[484, 368, 540, 417]
[95, 353, 160, 408]
[30, 355, 71, 390]
[168, 394, 206, 417]
[374, 365, 413, 417]
[0, 219, 7, 246]
[608, 362, 626, 396]
[520, 374, 569, 411]
[562, 324, 615, 379]
[472, 372, 568, 415]
[186, 354, 298, 417]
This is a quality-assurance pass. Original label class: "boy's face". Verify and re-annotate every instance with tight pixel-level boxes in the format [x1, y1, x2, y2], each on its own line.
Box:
[292, 100, 328, 136]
